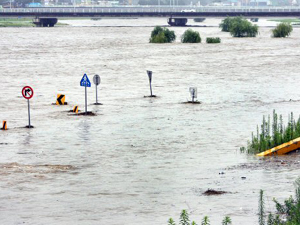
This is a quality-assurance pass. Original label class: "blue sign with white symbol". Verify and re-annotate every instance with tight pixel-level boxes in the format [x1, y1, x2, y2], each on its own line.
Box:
[80, 74, 91, 87]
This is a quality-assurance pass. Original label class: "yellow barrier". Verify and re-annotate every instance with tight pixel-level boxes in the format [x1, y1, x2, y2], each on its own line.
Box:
[257, 137, 300, 156]
[73, 106, 78, 114]
[2, 121, 7, 130]
[56, 94, 66, 105]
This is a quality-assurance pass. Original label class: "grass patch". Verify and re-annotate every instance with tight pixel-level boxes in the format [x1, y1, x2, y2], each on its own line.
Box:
[0, 18, 34, 27]
[269, 18, 300, 23]
[0, 21, 34, 27]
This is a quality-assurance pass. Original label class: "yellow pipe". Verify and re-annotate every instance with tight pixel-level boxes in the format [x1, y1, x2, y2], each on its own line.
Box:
[257, 137, 300, 156]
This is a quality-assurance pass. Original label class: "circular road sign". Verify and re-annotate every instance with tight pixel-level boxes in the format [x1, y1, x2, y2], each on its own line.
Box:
[93, 74, 101, 86]
[22, 86, 34, 100]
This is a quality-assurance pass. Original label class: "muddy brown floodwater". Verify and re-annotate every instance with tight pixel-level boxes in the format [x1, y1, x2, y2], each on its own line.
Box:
[0, 18, 300, 225]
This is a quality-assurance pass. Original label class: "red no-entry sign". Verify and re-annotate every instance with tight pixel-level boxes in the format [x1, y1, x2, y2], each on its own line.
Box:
[22, 86, 34, 100]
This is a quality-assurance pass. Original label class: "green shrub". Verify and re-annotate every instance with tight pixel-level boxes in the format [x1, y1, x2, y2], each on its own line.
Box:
[150, 26, 176, 43]
[206, 37, 221, 43]
[272, 22, 293, 37]
[220, 16, 258, 37]
[181, 29, 201, 43]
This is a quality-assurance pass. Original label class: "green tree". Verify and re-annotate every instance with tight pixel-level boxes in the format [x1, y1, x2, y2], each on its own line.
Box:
[272, 22, 293, 38]
[219, 17, 234, 32]
[181, 29, 201, 43]
[150, 26, 176, 43]
[220, 17, 258, 37]
[229, 19, 258, 37]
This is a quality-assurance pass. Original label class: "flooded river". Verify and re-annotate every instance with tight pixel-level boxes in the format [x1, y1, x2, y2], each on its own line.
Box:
[0, 18, 300, 225]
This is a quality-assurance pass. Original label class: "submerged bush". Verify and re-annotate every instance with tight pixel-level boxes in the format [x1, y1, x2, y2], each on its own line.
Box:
[220, 16, 258, 37]
[272, 22, 293, 37]
[181, 29, 201, 43]
[206, 37, 221, 43]
[150, 26, 176, 43]
[241, 110, 300, 154]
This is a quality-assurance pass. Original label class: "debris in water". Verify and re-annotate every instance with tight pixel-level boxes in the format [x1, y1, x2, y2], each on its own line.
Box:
[203, 189, 227, 196]
[70, 111, 96, 116]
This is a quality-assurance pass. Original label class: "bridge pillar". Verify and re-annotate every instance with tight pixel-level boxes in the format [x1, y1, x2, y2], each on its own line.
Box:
[33, 17, 58, 27]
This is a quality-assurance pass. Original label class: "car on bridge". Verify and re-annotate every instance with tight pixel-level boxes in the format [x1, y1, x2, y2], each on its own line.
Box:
[181, 9, 196, 12]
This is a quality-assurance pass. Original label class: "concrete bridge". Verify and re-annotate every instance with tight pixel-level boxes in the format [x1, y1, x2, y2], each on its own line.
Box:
[1, 6, 300, 17]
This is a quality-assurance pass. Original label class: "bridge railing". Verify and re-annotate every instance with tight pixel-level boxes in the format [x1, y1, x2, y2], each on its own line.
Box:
[1, 6, 300, 13]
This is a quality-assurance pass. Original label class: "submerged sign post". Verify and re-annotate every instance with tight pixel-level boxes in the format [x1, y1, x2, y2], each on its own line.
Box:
[146, 70, 153, 96]
[189, 87, 197, 102]
[80, 73, 91, 115]
[22, 86, 34, 128]
[93, 74, 101, 105]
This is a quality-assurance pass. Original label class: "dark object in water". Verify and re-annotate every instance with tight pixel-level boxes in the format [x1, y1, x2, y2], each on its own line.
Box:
[71, 111, 96, 116]
[194, 18, 206, 22]
[144, 95, 157, 98]
[250, 18, 259, 22]
[91, 17, 101, 21]
[25, 125, 34, 128]
[168, 18, 188, 26]
[51, 102, 68, 105]
[203, 189, 227, 196]
[182, 101, 201, 104]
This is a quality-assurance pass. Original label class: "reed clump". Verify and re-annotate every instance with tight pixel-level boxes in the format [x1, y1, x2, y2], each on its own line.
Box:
[241, 110, 300, 154]
[206, 37, 221, 43]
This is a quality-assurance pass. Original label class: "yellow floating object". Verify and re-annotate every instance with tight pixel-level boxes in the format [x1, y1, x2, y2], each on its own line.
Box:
[73, 106, 78, 114]
[257, 137, 300, 156]
[2, 121, 7, 130]
[56, 94, 65, 105]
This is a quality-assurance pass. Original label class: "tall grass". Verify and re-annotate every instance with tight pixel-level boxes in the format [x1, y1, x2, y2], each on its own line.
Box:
[241, 110, 300, 154]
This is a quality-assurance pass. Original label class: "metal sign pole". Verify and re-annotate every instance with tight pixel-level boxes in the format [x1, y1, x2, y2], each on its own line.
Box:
[192, 91, 195, 102]
[85, 85, 87, 115]
[149, 79, 153, 96]
[95, 84, 98, 104]
[27, 99, 31, 127]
